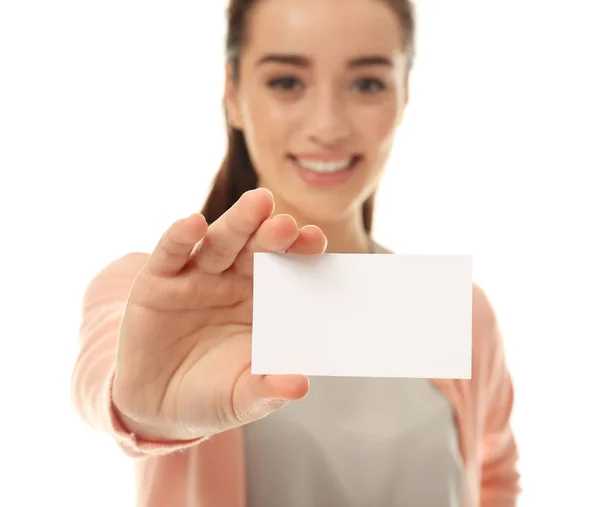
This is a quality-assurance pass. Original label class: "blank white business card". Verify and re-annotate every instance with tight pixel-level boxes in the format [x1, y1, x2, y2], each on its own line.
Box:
[251, 253, 472, 379]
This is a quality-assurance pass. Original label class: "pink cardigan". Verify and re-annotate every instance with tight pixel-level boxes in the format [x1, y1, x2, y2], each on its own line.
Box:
[71, 252, 520, 507]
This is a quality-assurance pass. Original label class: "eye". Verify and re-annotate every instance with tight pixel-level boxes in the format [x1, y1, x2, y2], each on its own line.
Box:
[353, 77, 386, 94]
[268, 76, 303, 91]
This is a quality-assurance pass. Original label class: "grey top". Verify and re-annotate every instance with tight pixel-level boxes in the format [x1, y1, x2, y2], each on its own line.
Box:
[243, 376, 464, 507]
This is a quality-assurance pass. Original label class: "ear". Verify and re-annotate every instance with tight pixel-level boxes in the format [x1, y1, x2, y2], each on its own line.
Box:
[224, 62, 243, 130]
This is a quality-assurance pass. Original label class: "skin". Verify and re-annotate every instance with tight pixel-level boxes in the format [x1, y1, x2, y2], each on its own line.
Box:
[113, 0, 411, 442]
[225, 0, 410, 253]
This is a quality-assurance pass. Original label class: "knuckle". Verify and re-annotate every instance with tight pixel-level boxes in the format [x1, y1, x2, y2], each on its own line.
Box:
[203, 233, 233, 260]
[226, 209, 258, 238]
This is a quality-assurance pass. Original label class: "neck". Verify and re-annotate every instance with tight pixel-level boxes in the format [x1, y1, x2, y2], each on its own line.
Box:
[270, 197, 372, 254]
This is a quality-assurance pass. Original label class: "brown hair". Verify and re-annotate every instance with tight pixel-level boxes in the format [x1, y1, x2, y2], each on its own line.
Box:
[201, 0, 416, 231]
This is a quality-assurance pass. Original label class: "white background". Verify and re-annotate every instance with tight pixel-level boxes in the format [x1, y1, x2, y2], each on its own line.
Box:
[1, 0, 599, 505]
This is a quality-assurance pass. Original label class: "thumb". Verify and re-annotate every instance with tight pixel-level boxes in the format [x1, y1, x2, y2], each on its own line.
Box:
[233, 373, 309, 424]
[236, 397, 290, 424]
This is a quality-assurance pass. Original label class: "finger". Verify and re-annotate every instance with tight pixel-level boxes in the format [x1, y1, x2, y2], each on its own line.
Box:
[234, 371, 310, 424]
[193, 188, 274, 274]
[145, 213, 208, 277]
[233, 214, 300, 277]
[285, 225, 328, 254]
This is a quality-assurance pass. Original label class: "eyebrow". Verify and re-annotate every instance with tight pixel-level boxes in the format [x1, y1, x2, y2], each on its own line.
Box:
[256, 53, 393, 68]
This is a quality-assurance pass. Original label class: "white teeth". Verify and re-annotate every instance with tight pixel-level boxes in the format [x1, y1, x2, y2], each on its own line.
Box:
[296, 158, 353, 173]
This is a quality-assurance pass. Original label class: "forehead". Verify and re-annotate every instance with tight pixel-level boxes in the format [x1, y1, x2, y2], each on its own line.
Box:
[244, 0, 405, 59]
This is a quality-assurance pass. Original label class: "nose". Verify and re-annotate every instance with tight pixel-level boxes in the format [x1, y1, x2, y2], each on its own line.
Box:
[306, 87, 352, 147]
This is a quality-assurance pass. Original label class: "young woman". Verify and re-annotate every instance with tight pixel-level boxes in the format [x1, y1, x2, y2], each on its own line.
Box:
[71, 0, 520, 505]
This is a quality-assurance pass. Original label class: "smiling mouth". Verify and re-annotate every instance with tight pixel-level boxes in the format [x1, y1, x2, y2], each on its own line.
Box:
[289, 155, 361, 174]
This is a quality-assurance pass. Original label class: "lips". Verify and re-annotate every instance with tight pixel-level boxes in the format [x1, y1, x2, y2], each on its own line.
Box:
[288, 154, 362, 188]
[290, 155, 361, 174]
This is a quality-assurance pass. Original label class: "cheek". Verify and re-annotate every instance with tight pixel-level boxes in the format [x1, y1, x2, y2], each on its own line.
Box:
[239, 96, 296, 183]
[242, 96, 291, 156]
[360, 101, 402, 154]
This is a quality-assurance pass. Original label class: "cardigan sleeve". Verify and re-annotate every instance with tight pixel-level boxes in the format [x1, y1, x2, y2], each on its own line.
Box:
[474, 285, 521, 507]
[70, 253, 206, 458]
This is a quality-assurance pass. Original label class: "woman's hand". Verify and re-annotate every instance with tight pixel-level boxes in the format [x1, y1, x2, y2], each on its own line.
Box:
[112, 188, 327, 442]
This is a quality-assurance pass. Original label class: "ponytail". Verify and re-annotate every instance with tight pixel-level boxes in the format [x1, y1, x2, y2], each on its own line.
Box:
[200, 128, 256, 225]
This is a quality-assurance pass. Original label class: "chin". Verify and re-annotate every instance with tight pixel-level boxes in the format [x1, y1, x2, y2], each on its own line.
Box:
[287, 193, 362, 226]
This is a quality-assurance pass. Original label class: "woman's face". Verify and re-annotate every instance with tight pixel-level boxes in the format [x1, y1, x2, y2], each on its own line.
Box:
[225, 0, 409, 224]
